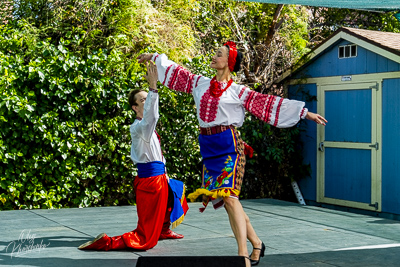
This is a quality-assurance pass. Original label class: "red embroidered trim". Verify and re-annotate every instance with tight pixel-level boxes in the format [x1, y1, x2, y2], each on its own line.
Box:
[300, 108, 306, 119]
[244, 90, 256, 110]
[168, 65, 180, 89]
[273, 98, 284, 127]
[199, 88, 220, 123]
[199, 78, 233, 123]
[209, 76, 233, 98]
[177, 70, 194, 94]
[195, 75, 201, 88]
[154, 55, 159, 61]
[167, 65, 194, 94]
[238, 87, 246, 99]
[188, 75, 195, 93]
[265, 95, 276, 123]
[163, 65, 173, 85]
[244, 90, 278, 124]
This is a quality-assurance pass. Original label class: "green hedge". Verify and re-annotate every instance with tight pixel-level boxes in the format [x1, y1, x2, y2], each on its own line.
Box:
[0, 23, 202, 210]
[0, 20, 310, 210]
[240, 118, 310, 201]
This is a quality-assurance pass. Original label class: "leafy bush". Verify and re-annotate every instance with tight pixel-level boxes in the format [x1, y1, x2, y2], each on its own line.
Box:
[240, 118, 310, 201]
[0, 23, 138, 209]
[0, 0, 204, 210]
[0, 17, 206, 210]
[1, 0, 315, 210]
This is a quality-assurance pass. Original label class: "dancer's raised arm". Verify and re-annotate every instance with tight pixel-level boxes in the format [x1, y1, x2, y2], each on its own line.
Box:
[130, 61, 160, 142]
[138, 52, 204, 95]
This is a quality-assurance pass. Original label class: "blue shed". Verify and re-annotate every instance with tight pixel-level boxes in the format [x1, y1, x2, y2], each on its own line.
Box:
[284, 27, 400, 218]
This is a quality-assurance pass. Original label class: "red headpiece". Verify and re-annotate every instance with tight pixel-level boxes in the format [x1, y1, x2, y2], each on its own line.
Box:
[224, 41, 237, 72]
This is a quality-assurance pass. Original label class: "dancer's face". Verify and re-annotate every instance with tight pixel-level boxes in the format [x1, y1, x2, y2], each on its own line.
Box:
[210, 46, 229, 70]
[132, 91, 148, 117]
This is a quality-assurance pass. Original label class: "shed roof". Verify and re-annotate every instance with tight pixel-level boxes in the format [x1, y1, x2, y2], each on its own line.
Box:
[334, 27, 400, 56]
[278, 27, 400, 82]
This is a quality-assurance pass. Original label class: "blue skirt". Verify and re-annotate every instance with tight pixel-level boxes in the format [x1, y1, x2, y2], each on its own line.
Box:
[188, 128, 245, 210]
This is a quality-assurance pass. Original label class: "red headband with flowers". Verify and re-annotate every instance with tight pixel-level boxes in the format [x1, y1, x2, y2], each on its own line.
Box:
[224, 41, 237, 72]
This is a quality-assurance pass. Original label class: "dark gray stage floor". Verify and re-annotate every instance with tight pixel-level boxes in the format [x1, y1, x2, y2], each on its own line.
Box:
[1, 198, 400, 266]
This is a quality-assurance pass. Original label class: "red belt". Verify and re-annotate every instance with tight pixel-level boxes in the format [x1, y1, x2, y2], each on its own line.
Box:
[199, 125, 235, 135]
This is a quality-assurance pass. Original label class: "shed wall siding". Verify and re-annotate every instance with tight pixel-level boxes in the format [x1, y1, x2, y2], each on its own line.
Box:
[287, 35, 400, 217]
[288, 83, 318, 201]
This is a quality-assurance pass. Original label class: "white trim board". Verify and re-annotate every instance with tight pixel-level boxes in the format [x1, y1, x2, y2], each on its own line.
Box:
[288, 71, 400, 86]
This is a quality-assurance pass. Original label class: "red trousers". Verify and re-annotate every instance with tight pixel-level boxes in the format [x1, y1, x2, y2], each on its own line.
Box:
[110, 174, 171, 250]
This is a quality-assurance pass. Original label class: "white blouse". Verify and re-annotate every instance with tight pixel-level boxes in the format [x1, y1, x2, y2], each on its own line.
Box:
[130, 91, 165, 164]
[152, 53, 307, 129]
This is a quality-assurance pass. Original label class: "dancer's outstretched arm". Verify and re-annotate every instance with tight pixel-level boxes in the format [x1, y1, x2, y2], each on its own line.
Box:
[234, 86, 327, 128]
[305, 111, 327, 125]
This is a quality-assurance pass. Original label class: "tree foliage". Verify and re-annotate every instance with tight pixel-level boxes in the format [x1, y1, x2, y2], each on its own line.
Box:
[0, 22, 140, 209]
[307, 7, 400, 46]
[4, 0, 377, 210]
[0, 0, 202, 210]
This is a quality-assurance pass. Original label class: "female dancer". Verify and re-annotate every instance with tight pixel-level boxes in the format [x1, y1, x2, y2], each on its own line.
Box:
[138, 42, 326, 266]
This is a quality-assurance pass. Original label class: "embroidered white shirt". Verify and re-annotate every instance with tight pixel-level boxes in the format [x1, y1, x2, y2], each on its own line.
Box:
[152, 53, 307, 129]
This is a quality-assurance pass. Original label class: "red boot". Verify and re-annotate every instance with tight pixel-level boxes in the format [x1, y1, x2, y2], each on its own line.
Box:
[78, 233, 110, 250]
[159, 229, 184, 240]
[78, 234, 127, 250]
[109, 235, 127, 250]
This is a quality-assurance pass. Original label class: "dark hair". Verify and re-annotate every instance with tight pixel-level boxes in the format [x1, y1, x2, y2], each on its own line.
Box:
[234, 50, 243, 72]
[225, 45, 243, 72]
[128, 89, 145, 113]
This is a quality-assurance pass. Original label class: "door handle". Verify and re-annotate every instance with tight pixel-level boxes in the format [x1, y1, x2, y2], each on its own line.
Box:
[319, 142, 324, 152]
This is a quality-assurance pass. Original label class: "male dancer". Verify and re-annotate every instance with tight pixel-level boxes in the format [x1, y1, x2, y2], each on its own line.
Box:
[78, 61, 188, 251]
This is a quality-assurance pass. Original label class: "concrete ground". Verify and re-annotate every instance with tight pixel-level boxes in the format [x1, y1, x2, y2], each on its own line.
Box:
[1, 198, 400, 267]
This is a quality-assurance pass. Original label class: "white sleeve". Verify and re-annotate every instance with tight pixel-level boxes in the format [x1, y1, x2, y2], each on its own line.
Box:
[131, 90, 159, 142]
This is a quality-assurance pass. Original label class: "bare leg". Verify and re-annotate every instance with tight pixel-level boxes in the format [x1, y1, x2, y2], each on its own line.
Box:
[244, 212, 262, 260]
[224, 197, 262, 266]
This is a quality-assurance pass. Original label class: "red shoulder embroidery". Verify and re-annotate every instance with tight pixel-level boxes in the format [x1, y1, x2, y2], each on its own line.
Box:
[238, 87, 246, 99]
[195, 75, 202, 88]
